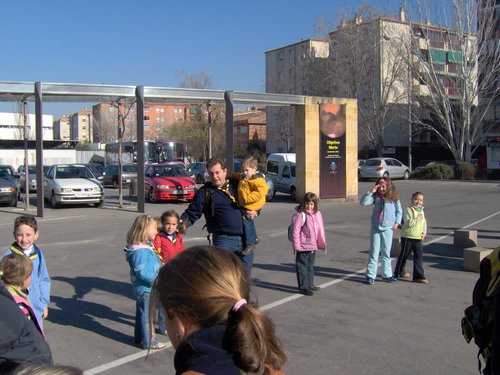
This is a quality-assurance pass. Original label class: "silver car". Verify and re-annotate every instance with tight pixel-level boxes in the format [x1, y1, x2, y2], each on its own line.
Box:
[360, 157, 410, 180]
[99, 163, 137, 188]
[17, 165, 50, 193]
[43, 164, 104, 208]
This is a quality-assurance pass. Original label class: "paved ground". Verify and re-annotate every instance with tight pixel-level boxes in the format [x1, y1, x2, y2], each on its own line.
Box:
[0, 180, 499, 375]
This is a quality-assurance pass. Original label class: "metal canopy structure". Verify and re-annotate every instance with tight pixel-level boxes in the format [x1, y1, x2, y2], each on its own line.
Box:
[0, 81, 306, 216]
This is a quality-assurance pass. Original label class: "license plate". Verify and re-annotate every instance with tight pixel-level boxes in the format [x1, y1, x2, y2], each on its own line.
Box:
[76, 193, 90, 197]
[125, 179, 131, 183]
[173, 190, 186, 195]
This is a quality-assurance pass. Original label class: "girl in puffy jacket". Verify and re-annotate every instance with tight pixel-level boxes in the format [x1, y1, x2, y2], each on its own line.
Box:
[291, 192, 327, 296]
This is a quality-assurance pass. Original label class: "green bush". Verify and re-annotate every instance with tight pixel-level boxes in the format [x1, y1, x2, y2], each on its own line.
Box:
[411, 163, 454, 180]
[455, 162, 476, 180]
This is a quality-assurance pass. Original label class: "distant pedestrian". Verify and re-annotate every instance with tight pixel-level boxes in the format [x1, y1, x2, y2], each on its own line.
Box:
[152, 245, 286, 375]
[124, 214, 165, 350]
[393, 191, 428, 283]
[1, 216, 51, 326]
[360, 177, 402, 285]
[291, 192, 327, 296]
[180, 158, 257, 275]
[236, 155, 268, 256]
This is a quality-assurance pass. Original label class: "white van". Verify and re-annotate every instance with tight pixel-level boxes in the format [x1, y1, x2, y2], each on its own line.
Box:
[266, 153, 296, 200]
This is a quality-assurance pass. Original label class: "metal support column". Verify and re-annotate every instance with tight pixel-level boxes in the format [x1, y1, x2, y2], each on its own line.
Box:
[135, 86, 145, 213]
[35, 82, 44, 217]
[224, 91, 234, 172]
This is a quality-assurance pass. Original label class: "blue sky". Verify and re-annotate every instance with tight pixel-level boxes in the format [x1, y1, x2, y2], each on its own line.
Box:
[0, 0, 401, 117]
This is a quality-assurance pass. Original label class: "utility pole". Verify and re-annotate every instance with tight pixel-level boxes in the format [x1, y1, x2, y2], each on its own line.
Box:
[22, 101, 30, 210]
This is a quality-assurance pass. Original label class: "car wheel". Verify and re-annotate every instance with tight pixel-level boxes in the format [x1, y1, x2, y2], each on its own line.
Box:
[10, 195, 17, 207]
[50, 193, 61, 208]
[383, 172, 389, 178]
[290, 187, 296, 201]
[112, 178, 118, 189]
[94, 200, 104, 208]
[147, 189, 157, 203]
[403, 170, 410, 180]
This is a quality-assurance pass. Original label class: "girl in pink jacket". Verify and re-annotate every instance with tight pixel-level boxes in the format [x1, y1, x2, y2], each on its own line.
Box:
[291, 192, 327, 296]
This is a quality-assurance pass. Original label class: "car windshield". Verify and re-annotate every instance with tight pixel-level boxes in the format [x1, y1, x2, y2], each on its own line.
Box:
[0, 167, 13, 179]
[55, 166, 94, 179]
[123, 165, 137, 173]
[154, 166, 188, 177]
[365, 160, 382, 166]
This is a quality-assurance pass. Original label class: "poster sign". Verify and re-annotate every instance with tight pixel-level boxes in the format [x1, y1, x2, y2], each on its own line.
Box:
[319, 103, 346, 198]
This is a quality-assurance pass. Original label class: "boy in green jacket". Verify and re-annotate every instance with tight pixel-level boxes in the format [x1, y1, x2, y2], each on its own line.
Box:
[393, 192, 428, 283]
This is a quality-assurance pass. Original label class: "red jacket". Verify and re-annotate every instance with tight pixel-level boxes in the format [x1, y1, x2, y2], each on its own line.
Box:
[153, 231, 185, 263]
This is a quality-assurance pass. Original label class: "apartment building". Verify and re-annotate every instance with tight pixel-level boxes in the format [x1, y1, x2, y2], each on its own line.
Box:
[234, 107, 267, 151]
[70, 109, 92, 142]
[265, 11, 478, 161]
[91, 102, 196, 143]
[53, 115, 70, 141]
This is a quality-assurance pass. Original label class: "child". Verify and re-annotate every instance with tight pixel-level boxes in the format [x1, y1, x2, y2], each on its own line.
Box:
[291, 192, 327, 296]
[124, 214, 165, 350]
[393, 191, 428, 283]
[0, 253, 44, 334]
[153, 210, 185, 264]
[237, 155, 268, 256]
[360, 177, 402, 285]
[151, 246, 286, 374]
[1, 216, 50, 326]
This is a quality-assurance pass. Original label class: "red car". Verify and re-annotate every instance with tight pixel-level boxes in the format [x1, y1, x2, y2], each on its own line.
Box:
[144, 163, 196, 202]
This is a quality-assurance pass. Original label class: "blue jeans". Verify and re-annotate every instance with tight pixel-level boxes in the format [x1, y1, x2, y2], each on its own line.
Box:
[134, 292, 151, 349]
[295, 251, 316, 291]
[242, 217, 257, 247]
[366, 227, 394, 279]
[212, 233, 254, 276]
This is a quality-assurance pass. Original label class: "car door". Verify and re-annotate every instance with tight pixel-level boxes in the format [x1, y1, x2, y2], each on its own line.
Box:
[390, 159, 403, 178]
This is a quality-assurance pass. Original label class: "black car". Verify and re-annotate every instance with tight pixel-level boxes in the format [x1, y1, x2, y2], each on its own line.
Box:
[85, 163, 105, 179]
[0, 165, 19, 207]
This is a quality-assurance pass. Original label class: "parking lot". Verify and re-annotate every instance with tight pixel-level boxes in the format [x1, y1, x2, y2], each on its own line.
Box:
[1, 180, 499, 374]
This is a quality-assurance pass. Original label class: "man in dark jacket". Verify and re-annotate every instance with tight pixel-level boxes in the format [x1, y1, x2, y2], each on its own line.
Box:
[180, 158, 257, 275]
[0, 280, 53, 374]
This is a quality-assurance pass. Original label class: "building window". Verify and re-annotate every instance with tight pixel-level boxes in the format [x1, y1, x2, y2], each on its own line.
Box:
[144, 106, 150, 112]
[144, 116, 150, 120]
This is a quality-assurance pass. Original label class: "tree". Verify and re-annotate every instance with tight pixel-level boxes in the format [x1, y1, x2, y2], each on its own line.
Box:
[172, 70, 226, 160]
[304, 6, 408, 156]
[109, 99, 136, 208]
[403, 0, 500, 162]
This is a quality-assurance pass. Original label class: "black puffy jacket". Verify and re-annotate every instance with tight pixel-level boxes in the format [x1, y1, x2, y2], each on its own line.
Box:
[0, 281, 53, 374]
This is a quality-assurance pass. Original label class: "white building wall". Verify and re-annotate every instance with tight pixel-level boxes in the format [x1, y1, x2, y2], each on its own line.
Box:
[0, 112, 54, 140]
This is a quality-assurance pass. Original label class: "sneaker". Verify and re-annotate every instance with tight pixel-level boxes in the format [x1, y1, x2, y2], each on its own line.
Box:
[382, 276, 398, 283]
[399, 272, 411, 279]
[149, 340, 167, 350]
[365, 277, 375, 285]
[415, 278, 429, 284]
[241, 245, 255, 256]
[299, 289, 314, 296]
[311, 286, 321, 291]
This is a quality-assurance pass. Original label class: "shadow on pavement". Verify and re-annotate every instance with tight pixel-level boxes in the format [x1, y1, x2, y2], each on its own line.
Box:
[52, 276, 133, 300]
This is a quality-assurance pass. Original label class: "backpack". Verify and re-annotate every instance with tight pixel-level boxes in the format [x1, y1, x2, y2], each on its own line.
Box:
[461, 246, 500, 374]
[288, 211, 307, 241]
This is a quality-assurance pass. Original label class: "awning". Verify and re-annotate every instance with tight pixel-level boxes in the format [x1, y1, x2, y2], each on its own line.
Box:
[429, 49, 446, 65]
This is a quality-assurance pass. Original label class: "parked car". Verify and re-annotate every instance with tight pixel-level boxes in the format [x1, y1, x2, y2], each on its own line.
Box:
[265, 153, 296, 200]
[43, 164, 104, 208]
[360, 157, 410, 180]
[358, 159, 366, 179]
[98, 163, 137, 188]
[144, 163, 196, 203]
[0, 165, 18, 207]
[186, 162, 207, 184]
[233, 159, 274, 201]
[85, 163, 105, 179]
[17, 165, 50, 193]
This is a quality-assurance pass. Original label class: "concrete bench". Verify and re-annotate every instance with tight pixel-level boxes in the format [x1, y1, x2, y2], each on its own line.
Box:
[463, 247, 493, 273]
[454, 229, 478, 248]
